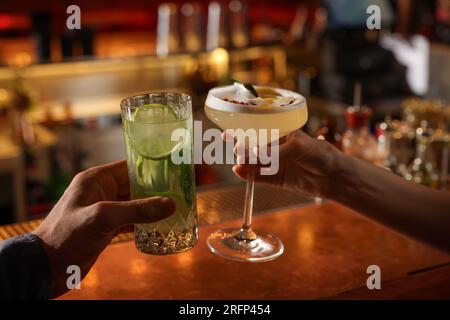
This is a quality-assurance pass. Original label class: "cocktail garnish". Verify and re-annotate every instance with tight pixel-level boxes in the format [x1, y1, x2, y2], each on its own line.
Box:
[223, 83, 296, 108]
[243, 83, 259, 97]
[232, 82, 257, 101]
[272, 96, 296, 107]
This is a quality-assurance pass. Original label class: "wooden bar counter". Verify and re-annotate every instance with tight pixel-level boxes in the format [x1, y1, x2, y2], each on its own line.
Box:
[58, 190, 450, 300]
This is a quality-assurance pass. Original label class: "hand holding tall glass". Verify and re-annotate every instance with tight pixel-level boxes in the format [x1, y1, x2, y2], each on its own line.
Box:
[204, 84, 308, 262]
[121, 93, 198, 255]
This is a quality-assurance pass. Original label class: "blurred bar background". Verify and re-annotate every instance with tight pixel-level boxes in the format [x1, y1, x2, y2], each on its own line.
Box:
[0, 0, 449, 224]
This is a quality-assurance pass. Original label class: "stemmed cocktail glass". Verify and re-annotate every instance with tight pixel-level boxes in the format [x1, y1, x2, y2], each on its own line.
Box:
[204, 85, 308, 262]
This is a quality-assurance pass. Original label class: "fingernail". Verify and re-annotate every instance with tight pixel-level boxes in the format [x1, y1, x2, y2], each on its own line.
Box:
[144, 196, 176, 216]
[159, 197, 176, 214]
[160, 196, 172, 204]
[236, 155, 245, 164]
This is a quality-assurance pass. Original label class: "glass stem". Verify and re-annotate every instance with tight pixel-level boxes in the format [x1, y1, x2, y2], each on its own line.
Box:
[239, 166, 257, 241]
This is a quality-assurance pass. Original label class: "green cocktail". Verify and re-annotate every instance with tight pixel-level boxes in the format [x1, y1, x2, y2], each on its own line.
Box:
[121, 93, 198, 255]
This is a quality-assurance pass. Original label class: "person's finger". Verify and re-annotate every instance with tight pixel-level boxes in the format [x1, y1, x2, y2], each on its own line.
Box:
[74, 160, 131, 200]
[93, 196, 176, 230]
[267, 130, 316, 159]
[232, 164, 252, 181]
[232, 164, 277, 184]
[240, 131, 298, 160]
[221, 131, 236, 142]
[113, 225, 134, 238]
[85, 160, 129, 185]
[97, 160, 130, 197]
[119, 225, 134, 233]
[117, 193, 131, 202]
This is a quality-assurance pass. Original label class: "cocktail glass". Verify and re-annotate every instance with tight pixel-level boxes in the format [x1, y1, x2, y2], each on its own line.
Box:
[204, 85, 308, 262]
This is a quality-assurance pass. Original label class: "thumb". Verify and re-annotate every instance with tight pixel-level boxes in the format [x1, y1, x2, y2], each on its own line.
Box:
[95, 196, 176, 230]
[232, 164, 277, 185]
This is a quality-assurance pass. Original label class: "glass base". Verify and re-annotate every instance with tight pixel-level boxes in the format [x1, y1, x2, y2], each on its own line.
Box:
[207, 228, 284, 263]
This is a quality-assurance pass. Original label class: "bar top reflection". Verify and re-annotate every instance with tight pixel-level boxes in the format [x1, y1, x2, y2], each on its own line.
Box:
[60, 202, 450, 300]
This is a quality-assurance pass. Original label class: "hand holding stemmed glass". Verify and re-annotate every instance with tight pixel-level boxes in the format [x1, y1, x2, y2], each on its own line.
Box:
[204, 84, 308, 262]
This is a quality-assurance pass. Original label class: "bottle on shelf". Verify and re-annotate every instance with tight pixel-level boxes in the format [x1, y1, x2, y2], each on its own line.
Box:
[377, 118, 416, 176]
[228, 0, 249, 48]
[181, 3, 203, 52]
[206, 2, 228, 51]
[377, 114, 396, 171]
[285, 5, 308, 45]
[430, 124, 450, 190]
[404, 121, 440, 188]
[342, 82, 380, 164]
[156, 3, 179, 56]
[317, 116, 343, 150]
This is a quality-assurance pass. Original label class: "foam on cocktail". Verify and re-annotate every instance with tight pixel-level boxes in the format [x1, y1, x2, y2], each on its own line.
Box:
[205, 84, 305, 113]
[205, 84, 308, 139]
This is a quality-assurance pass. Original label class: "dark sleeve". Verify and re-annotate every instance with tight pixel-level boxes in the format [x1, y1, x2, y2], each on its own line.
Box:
[0, 233, 51, 300]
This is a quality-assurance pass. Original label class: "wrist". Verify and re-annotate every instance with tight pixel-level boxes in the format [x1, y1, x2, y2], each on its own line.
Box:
[322, 151, 357, 202]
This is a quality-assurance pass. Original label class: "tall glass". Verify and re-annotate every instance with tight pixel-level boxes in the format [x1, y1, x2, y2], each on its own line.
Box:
[121, 92, 198, 255]
[204, 85, 308, 262]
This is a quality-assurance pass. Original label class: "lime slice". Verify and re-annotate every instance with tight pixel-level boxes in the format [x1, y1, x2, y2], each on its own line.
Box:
[256, 87, 280, 98]
[126, 104, 187, 161]
[133, 103, 178, 123]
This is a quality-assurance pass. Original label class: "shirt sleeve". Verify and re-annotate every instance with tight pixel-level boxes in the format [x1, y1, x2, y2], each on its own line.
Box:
[0, 233, 51, 300]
